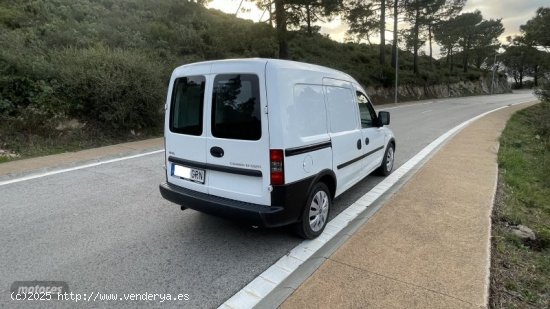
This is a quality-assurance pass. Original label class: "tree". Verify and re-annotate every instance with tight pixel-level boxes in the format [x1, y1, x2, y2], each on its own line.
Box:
[503, 35, 550, 88]
[470, 18, 504, 69]
[436, 11, 503, 73]
[188, 0, 212, 5]
[344, 0, 388, 65]
[390, 0, 400, 68]
[402, 0, 430, 74]
[434, 10, 502, 73]
[288, 0, 341, 36]
[434, 16, 461, 72]
[421, 0, 445, 67]
[379, 0, 386, 65]
[256, 0, 342, 58]
[424, 0, 465, 65]
[254, 0, 274, 26]
[529, 49, 549, 87]
[502, 37, 545, 88]
[299, 1, 324, 35]
[520, 7, 550, 102]
[501, 45, 530, 88]
[401, 0, 466, 74]
[344, 1, 379, 44]
[274, 0, 289, 58]
[402, 0, 454, 74]
[520, 7, 550, 49]
[286, 0, 342, 35]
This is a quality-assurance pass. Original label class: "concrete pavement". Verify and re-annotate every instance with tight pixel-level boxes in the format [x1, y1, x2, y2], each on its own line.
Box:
[281, 102, 537, 309]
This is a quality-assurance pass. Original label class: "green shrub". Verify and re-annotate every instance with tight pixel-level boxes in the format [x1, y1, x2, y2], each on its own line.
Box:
[54, 46, 166, 131]
[466, 71, 481, 81]
[521, 80, 535, 89]
[535, 79, 550, 103]
[370, 64, 395, 88]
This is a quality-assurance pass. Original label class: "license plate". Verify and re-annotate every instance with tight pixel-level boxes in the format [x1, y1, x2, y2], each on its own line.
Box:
[172, 164, 205, 184]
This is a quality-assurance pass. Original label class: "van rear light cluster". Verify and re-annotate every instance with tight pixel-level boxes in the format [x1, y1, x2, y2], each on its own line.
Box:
[270, 149, 285, 185]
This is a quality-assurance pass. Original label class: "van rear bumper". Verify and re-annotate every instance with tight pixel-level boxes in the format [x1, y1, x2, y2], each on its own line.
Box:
[159, 182, 298, 227]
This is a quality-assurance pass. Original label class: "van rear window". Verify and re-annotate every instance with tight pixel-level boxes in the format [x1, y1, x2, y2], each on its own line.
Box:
[212, 74, 261, 141]
[170, 76, 205, 136]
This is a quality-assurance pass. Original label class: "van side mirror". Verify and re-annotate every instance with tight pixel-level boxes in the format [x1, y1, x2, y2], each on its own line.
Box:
[378, 111, 390, 126]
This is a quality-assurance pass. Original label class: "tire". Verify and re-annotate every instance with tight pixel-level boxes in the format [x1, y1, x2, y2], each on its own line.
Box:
[376, 143, 395, 176]
[296, 182, 331, 239]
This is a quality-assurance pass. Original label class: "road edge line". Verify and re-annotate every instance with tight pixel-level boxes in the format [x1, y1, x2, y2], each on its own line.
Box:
[0, 149, 164, 187]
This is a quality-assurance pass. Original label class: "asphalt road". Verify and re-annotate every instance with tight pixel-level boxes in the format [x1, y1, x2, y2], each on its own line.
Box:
[0, 91, 536, 308]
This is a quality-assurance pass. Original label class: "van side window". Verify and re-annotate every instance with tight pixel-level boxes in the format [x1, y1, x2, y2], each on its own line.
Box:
[325, 86, 357, 133]
[212, 74, 261, 141]
[292, 85, 327, 138]
[356, 91, 377, 128]
[170, 76, 206, 136]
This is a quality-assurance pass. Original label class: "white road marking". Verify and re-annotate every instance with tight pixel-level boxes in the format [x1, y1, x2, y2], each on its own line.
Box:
[0, 150, 164, 187]
[421, 109, 433, 114]
[382, 102, 430, 110]
[218, 99, 535, 309]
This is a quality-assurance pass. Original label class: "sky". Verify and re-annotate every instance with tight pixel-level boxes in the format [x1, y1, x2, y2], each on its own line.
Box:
[207, 0, 548, 56]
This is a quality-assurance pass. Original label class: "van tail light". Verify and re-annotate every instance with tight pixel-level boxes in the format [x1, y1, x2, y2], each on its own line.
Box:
[270, 149, 285, 185]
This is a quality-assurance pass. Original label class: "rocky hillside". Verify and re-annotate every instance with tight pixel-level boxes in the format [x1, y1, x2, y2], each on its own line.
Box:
[368, 76, 511, 103]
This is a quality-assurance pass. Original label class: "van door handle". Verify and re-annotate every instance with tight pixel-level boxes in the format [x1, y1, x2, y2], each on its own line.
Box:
[365, 137, 370, 145]
[356, 139, 362, 150]
[210, 146, 224, 158]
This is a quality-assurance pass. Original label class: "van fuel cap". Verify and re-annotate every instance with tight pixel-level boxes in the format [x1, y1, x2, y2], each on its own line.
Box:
[302, 155, 313, 173]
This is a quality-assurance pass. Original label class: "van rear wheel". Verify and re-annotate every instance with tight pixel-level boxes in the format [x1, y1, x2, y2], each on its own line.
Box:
[296, 183, 331, 239]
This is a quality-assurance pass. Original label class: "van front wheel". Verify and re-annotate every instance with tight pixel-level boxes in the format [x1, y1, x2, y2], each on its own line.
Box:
[296, 183, 331, 239]
[376, 143, 395, 176]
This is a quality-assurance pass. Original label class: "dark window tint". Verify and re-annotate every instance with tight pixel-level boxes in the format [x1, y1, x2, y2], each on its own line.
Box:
[170, 76, 205, 135]
[212, 74, 261, 140]
[356, 91, 377, 128]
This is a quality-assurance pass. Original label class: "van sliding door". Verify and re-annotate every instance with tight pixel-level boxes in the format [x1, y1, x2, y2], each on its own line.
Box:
[323, 79, 364, 196]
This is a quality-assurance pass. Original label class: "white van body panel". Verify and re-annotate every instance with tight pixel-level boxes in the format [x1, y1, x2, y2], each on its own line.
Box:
[265, 62, 336, 185]
[282, 83, 332, 184]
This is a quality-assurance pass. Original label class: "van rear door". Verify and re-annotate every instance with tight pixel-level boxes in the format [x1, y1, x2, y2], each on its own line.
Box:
[165, 73, 210, 194]
[204, 66, 271, 205]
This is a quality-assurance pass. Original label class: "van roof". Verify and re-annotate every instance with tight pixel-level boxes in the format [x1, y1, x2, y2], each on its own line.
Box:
[172, 58, 355, 82]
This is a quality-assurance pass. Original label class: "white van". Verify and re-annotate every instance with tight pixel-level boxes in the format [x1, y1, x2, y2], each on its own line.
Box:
[159, 59, 395, 238]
